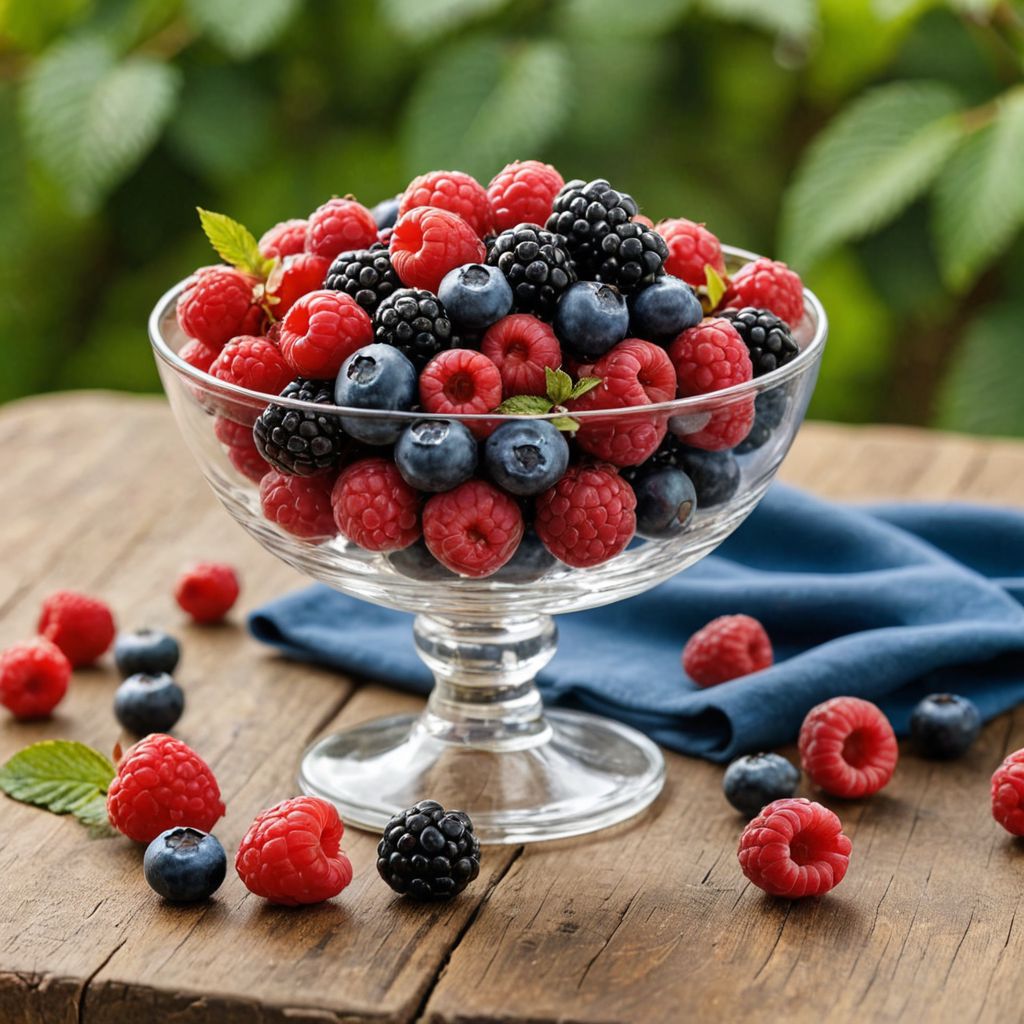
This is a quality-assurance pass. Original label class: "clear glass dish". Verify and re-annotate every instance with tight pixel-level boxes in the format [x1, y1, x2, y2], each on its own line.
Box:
[149, 245, 827, 844]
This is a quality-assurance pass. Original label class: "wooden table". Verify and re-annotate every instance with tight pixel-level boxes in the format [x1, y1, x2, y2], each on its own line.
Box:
[3, 392, 1024, 1024]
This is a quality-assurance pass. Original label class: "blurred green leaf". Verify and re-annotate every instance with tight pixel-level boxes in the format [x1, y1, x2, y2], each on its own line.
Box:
[699, 0, 817, 38]
[933, 89, 1024, 291]
[381, 0, 511, 41]
[0, 0, 94, 52]
[403, 38, 570, 178]
[185, 0, 297, 57]
[561, 0, 692, 37]
[935, 302, 1024, 435]
[780, 81, 964, 270]
[21, 37, 180, 214]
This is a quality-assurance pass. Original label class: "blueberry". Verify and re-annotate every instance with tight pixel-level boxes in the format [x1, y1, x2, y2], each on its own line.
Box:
[492, 530, 557, 582]
[674, 448, 740, 508]
[723, 753, 800, 818]
[114, 673, 185, 735]
[395, 419, 478, 492]
[143, 827, 227, 902]
[335, 343, 418, 445]
[554, 281, 629, 360]
[629, 276, 702, 340]
[438, 264, 513, 331]
[734, 389, 789, 455]
[387, 539, 458, 581]
[113, 628, 180, 678]
[633, 466, 697, 539]
[910, 693, 981, 759]
[484, 419, 569, 496]
[371, 194, 400, 230]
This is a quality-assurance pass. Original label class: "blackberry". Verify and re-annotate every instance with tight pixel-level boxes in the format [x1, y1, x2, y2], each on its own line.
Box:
[626, 436, 741, 508]
[486, 224, 575, 320]
[253, 377, 346, 476]
[592, 220, 668, 292]
[734, 388, 789, 455]
[324, 244, 400, 316]
[721, 307, 799, 377]
[373, 287, 454, 369]
[376, 800, 481, 900]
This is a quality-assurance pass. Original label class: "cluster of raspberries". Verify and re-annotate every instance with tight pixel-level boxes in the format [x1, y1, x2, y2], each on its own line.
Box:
[175, 161, 806, 579]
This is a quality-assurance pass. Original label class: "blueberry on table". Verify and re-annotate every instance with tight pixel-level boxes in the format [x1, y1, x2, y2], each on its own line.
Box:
[113, 628, 180, 678]
[723, 752, 800, 818]
[910, 693, 981, 759]
[114, 672, 185, 735]
[144, 828, 227, 902]
[484, 419, 570, 496]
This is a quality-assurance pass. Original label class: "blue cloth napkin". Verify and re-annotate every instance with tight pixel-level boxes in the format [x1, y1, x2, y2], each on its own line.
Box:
[248, 485, 1024, 762]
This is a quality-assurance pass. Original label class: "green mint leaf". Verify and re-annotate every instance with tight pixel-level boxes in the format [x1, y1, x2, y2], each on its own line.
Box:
[569, 376, 602, 400]
[197, 207, 274, 279]
[496, 395, 554, 415]
[545, 366, 574, 404]
[0, 740, 116, 838]
[704, 264, 726, 311]
[551, 414, 580, 433]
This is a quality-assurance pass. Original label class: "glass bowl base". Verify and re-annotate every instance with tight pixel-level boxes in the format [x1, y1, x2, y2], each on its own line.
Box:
[298, 709, 666, 844]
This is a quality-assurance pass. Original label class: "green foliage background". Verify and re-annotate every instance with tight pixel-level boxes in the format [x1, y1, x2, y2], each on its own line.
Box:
[1, 0, 1022, 434]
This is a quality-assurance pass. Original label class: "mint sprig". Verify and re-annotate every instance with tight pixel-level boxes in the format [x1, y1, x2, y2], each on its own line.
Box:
[0, 740, 116, 838]
[495, 368, 602, 433]
[197, 207, 276, 280]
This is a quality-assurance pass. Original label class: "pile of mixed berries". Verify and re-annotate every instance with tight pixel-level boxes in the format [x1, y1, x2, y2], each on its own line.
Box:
[176, 162, 807, 578]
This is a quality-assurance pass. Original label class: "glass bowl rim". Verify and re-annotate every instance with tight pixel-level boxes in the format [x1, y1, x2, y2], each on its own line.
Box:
[149, 243, 828, 423]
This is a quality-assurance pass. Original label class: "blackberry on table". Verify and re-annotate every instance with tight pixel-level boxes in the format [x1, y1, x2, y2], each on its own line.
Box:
[324, 244, 400, 316]
[376, 800, 481, 900]
[373, 288, 454, 369]
[486, 223, 575, 320]
[253, 378, 346, 476]
[721, 307, 799, 377]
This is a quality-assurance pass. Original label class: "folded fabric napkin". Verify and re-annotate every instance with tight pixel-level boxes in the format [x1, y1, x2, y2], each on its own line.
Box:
[249, 485, 1024, 762]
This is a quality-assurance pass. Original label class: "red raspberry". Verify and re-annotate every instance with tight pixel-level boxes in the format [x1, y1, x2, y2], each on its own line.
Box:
[0, 639, 70, 719]
[265, 253, 331, 318]
[278, 290, 373, 378]
[400, 169, 493, 238]
[331, 458, 421, 552]
[213, 415, 251, 447]
[177, 266, 262, 351]
[390, 207, 486, 293]
[107, 734, 226, 844]
[486, 160, 564, 233]
[676, 398, 755, 452]
[721, 257, 804, 328]
[535, 465, 637, 568]
[991, 749, 1024, 835]
[420, 348, 503, 438]
[633, 214, 655, 229]
[799, 697, 898, 799]
[305, 198, 378, 260]
[423, 480, 524, 578]
[593, 338, 676, 404]
[174, 562, 240, 623]
[259, 218, 308, 259]
[682, 614, 773, 687]
[260, 471, 337, 541]
[215, 417, 269, 483]
[657, 218, 726, 288]
[209, 336, 292, 395]
[738, 798, 852, 898]
[236, 796, 353, 906]
[37, 590, 115, 667]
[180, 338, 218, 373]
[480, 314, 562, 397]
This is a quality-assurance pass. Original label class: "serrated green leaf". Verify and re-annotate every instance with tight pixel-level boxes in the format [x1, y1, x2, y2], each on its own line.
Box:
[780, 81, 965, 270]
[545, 366, 574, 404]
[704, 264, 727, 310]
[381, 0, 512, 41]
[403, 38, 570, 179]
[74, 793, 118, 837]
[700, 0, 817, 38]
[198, 208, 274, 278]
[0, 740, 115, 836]
[933, 90, 1024, 292]
[496, 394, 554, 415]
[185, 0, 298, 57]
[569, 376, 602, 400]
[551, 415, 580, 433]
[21, 37, 179, 214]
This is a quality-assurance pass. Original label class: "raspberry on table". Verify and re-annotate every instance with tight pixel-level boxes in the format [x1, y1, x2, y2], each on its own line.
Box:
[264, 253, 331, 318]
[682, 614, 773, 687]
[38, 590, 115, 667]
[992, 749, 1024, 835]
[174, 563, 240, 623]
[480, 314, 562, 397]
[305, 198, 378, 260]
[721, 257, 804, 328]
[236, 796, 353, 906]
[799, 696, 898, 799]
[107, 733, 226, 843]
[331, 458, 421, 551]
[419, 348, 503, 437]
[177, 266, 262, 351]
[279, 290, 373, 379]
[180, 339, 218, 374]
[423, 480, 524, 578]
[209, 336, 293, 396]
[535, 464, 637, 568]
[737, 798, 852, 898]
[259, 218, 308, 259]
[0, 638, 70, 719]
[399, 169, 494, 238]
[487, 160, 565, 233]
[253, 377, 346, 477]
[324, 245, 401, 316]
[656, 218, 726, 288]
[260, 470, 338, 541]
[390, 206, 486, 293]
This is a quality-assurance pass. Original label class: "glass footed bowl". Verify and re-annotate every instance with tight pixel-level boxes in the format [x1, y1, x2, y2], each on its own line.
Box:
[150, 245, 827, 844]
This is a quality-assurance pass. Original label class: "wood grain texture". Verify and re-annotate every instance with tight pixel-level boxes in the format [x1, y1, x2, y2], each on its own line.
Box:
[1, 393, 1023, 1024]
